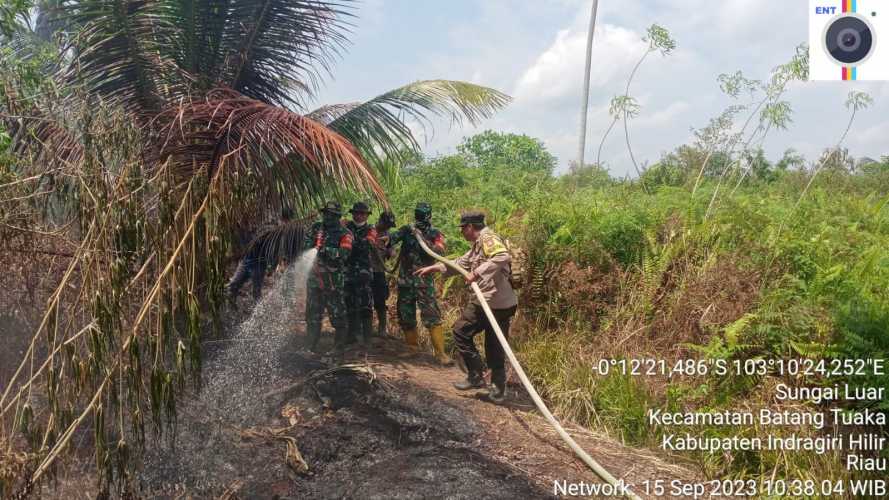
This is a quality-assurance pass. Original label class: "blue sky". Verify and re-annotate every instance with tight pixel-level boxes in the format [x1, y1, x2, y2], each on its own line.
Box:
[311, 0, 889, 176]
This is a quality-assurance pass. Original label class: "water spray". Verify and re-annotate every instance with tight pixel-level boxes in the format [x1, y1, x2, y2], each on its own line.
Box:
[411, 228, 642, 500]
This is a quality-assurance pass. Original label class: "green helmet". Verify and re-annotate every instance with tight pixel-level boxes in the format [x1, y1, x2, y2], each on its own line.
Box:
[319, 200, 342, 216]
[414, 202, 432, 222]
[349, 201, 371, 215]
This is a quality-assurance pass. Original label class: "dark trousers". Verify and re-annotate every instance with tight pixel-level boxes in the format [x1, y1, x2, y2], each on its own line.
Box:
[345, 270, 373, 341]
[371, 271, 389, 319]
[228, 256, 264, 300]
[453, 303, 517, 372]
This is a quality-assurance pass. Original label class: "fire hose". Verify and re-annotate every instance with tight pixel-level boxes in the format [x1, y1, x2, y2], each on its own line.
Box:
[412, 228, 641, 500]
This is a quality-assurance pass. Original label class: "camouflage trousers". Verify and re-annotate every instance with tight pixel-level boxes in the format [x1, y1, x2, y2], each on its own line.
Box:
[397, 275, 442, 329]
[305, 283, 348, 349]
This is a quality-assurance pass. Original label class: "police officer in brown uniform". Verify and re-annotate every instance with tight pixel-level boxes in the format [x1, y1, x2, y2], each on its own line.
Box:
[415, 211, 517, 402]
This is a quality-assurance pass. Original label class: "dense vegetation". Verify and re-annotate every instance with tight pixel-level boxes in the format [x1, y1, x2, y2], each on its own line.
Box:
[386, 129, 889, 483]
[2, 0, 886, 495]
[0, 1, 506, 496]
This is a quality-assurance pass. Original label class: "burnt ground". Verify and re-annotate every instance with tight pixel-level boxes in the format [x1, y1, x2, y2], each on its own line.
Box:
[30, 267, 701, 499]
[129, 268, 701, 499]
[135, 334, 701, 500]
[136, 308, 555, 499]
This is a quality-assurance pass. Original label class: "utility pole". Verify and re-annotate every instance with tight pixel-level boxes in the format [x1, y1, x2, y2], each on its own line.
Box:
[576, 0, 599, 169]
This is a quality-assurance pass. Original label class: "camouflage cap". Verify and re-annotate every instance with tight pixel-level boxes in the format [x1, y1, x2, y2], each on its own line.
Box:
[414, 202, 432, 217]
[349, 201, 372, 214]
[320, 200, 342, 215]
[458, 211, 486, 227]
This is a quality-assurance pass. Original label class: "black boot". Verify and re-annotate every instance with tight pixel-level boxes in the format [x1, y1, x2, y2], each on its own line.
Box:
[488, 368, 507, 402]
[332, 328, 349, 352]
[376, 311, 387, 337]
[304, 325, 321, 353]
[453, 354, 485, 390]
[345, 314, 359, 346]
[360, 316, 373, 347]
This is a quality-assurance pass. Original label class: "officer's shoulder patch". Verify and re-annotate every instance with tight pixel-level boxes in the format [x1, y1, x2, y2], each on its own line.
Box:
[481, 233, 507, 257]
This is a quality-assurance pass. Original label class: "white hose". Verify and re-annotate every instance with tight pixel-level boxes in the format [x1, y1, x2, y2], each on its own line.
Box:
[412, 229, 641, 500]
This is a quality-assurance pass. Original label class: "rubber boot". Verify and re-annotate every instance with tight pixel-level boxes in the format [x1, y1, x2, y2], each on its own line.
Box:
[403, 327, 419, 348]
[488, 368, 507, 402]
[453, 355, 485, 390]
[429, 325, 453, 366]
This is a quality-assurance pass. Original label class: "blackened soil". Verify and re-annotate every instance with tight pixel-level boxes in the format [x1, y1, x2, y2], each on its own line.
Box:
[137, 273, 551, 499]
[140, 346, 550, 499]
[290, 370, 551, 500]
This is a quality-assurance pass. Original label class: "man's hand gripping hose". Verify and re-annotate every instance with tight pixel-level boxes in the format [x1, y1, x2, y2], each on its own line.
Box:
[412, 228, 642, 499]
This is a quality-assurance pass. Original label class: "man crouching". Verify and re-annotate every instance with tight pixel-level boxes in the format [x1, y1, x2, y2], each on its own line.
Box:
[414, 211, 517, 402]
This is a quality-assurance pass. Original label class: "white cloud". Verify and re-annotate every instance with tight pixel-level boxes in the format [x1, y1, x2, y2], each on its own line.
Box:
[635, 100, 692, 128]
[316, 1, 889, 177]
[514, 24, 647, 105]
[850, 121, 889, 148]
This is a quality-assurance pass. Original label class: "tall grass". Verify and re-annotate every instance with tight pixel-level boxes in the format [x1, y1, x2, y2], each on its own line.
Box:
[388, 131, 889, 484]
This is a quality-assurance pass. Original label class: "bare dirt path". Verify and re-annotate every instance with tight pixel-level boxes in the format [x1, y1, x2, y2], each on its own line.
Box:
[343, 340, 703, 499]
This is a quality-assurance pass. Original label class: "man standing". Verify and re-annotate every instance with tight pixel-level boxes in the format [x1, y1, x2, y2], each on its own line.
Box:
[227, 207, 293, 301]
[415, 211, 517, 402]
[303, 201, 353, 353]
[345, 201, 378, 347]
[370, 210, 397, 337]
[390, 202, 452, 365]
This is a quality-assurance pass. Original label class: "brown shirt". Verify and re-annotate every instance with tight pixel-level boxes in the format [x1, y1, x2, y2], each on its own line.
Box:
[443, 227, 517, 309]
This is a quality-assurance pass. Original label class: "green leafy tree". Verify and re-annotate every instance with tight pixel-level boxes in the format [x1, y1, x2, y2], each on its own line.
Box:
[705, 44, 809, 218]
[562, 161, 613, 190]
[457, 130, 556, 175]
[596, 23, 675, 188]
[0, 1, 509, 494]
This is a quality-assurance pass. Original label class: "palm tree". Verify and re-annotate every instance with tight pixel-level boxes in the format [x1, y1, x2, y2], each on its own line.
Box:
[0, 1, 508, 495]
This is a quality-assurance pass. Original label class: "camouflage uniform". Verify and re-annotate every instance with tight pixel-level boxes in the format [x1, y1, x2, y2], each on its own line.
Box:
[391, 204, 446, 329]
[304, 202, 354, 352]
[345, 202, 378, 345]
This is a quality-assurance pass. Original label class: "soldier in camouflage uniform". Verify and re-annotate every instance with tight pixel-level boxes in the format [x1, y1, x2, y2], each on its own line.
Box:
[344, 201, 378, 347]
[390, 202, 452, 365]
[371, 211, 397, 337]
[303, 201, 354, 353]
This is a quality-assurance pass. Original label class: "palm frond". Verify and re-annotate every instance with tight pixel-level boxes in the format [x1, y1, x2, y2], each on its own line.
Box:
[219, 0, 354, 108]
[248, 212, 314, 265]
[153, 88, 384, 215]
[306, 102, 358, 125]
[321, 79, 511, 165]
[55, 0, 182, 113]
[166, 0, 233, 84]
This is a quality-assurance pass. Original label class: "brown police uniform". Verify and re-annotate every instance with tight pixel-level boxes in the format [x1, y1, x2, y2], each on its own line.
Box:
[443, 214, 517, 395]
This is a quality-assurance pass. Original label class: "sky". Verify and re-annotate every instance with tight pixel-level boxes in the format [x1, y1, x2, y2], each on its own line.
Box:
[310, 0, 889, 176]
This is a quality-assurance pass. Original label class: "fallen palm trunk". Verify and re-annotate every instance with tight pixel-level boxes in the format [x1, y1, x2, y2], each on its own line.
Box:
[412, 229, 641, 500]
